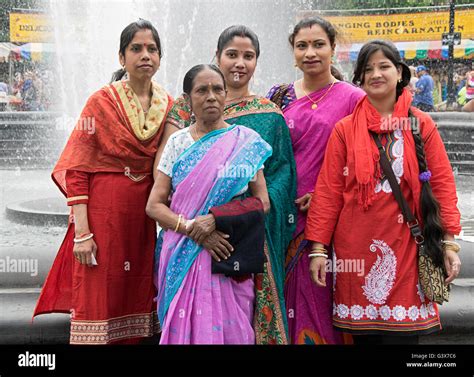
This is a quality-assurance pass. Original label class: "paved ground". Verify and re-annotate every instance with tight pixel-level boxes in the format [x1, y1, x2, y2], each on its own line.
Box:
[420, 332, 474, 344]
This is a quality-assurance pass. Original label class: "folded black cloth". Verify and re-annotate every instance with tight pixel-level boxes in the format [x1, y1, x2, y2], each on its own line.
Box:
[209, 197, 266, 276]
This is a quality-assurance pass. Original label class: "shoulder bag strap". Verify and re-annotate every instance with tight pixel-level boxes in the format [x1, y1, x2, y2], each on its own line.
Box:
[370, 132, 425, 244]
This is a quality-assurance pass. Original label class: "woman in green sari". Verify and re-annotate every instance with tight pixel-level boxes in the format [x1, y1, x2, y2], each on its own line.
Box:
[158, 25, 296, 344]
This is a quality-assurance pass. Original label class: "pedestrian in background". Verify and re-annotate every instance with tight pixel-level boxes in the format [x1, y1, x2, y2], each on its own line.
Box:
[413, 65, 434, 112]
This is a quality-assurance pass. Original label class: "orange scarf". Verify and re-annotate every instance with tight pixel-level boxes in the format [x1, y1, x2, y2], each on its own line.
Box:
[52, 82, 173, 196]
[351, 89, 421, 215]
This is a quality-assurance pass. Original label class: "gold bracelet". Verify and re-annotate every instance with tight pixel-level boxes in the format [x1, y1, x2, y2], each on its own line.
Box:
[444, 246, 460, 254]
[311, 247, 328, 254]
[442, 240, 461, 253]
[174, 214, 183, 232]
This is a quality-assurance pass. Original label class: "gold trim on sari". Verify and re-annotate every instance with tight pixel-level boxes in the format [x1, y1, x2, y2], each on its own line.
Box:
[70, 312, 160, 345]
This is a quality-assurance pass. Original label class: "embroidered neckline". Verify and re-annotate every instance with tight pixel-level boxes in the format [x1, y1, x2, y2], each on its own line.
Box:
[375, 130, 404, 194]
[108, 81, 169, 141]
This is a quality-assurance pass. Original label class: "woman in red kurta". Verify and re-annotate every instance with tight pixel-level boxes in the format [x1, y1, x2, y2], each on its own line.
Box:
[33, 20, 173, 345]
[305, 40, 462, 344]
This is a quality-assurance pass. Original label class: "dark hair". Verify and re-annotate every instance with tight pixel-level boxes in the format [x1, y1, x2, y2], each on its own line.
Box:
[183, 64, 226, 96]
[110, 19, 162, 83]
[289, 17, 344, 81]
[289, 16, 337, 47]
[352, 40, 411, 99]
[331, 66, 344, 81]
[216, 25, 260, 59]
[410, 109, 446, 268]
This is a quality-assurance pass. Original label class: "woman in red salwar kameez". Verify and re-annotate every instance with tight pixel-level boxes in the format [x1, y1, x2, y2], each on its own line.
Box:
[33, 20, 173, 345]
[305, 40, 462, 344]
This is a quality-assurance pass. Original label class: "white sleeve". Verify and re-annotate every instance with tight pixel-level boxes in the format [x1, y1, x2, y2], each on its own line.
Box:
[157, 136, 176, 177]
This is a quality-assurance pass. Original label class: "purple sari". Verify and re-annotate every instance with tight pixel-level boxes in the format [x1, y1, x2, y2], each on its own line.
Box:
[281, 81, 364, 344]
[156, 125, 272, 344]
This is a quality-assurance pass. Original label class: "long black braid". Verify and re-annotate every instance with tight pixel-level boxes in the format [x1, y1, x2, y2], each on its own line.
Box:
[409, 109, 446, 268]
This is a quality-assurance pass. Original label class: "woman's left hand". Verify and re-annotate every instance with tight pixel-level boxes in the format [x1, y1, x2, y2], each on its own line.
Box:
[187, 214, 216, 245]
[309, 256, 327, 287]
[444, 249, 461, 284]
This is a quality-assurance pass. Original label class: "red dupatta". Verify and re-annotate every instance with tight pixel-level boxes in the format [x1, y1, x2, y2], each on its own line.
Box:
[350, 89, 421, 215]
[52, 80, 173, 196]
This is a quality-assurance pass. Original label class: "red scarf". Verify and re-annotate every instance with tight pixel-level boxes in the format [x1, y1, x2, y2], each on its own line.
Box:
[351, 89, 421, 215]
[52, 83, 173, 196]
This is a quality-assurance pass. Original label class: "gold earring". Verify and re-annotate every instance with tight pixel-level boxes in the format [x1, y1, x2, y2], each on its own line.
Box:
[294, 62, 298, 67]
[398, 78, 402, 83]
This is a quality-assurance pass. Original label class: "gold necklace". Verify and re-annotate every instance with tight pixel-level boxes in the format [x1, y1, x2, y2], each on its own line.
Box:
[301, 80, 336, 110]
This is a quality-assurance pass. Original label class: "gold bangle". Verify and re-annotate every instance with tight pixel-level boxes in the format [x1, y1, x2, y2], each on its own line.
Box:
[443, 245, 460, 253]
[174, 214, 183, 232]
[442, 240, 461, 253]
[311, 247, 328, 254]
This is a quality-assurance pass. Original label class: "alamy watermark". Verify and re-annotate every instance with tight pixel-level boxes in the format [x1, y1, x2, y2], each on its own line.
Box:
[217, 162, 258, 181]
[325, 258, 365, 277]
[55, 115, 96, 135]
[381, 115, 421, 133]
[0, 256, 38, 277]
[18, 352, 55, 371]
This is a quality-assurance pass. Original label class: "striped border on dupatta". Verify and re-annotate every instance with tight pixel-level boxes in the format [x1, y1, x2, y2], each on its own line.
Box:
[70, 312, 160, 345]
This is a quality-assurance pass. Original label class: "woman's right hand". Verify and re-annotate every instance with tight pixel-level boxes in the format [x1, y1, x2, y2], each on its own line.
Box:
[309, 256, 327, 287]
[295, 193, 312, 212]
[202, 230, 233, 262]
[73, 238, 98, 267]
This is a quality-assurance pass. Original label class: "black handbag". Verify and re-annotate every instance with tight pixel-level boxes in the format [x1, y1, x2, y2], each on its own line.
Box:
[209, 198, 266, 276]
[371, 131, 449, 304]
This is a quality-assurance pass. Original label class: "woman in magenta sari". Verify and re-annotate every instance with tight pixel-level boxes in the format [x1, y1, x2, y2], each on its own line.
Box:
[146, 64, 272, 344]
[267, 17, 364, 344]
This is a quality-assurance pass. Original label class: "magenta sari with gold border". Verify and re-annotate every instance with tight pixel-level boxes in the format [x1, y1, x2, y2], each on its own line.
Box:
[278, 81, 364, 344]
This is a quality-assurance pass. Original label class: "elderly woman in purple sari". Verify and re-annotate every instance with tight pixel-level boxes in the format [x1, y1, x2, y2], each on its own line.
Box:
[267, 17, 364, 344]
[146, 64, 272, 344]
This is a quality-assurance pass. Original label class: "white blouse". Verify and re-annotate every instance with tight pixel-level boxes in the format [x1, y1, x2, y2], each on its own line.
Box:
[158, 127, 262, 196]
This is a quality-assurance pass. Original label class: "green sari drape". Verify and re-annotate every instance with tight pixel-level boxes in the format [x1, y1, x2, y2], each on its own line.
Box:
[166, 96, 297, 344]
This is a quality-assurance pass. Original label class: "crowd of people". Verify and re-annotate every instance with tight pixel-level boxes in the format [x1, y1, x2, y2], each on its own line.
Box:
[408, 64, 474, 112]
[0, 69, 53, 111]
[33, 17, 463, 346]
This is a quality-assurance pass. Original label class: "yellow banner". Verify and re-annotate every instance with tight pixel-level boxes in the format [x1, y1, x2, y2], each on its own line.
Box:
[314, 9, 474, 43]
[10, 13, 53, 43]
